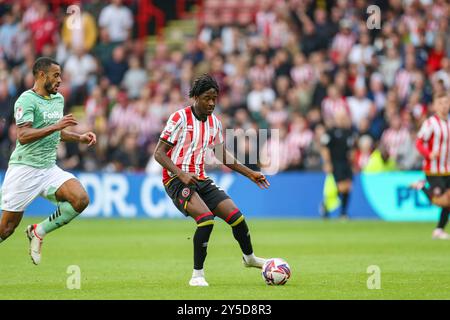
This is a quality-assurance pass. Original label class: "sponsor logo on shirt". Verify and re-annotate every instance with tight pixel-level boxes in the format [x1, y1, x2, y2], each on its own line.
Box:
[43, 111, 63, 120]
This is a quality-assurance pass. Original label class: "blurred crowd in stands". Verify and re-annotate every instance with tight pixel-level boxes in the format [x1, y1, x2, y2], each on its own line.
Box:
[0, 0, 449, 174]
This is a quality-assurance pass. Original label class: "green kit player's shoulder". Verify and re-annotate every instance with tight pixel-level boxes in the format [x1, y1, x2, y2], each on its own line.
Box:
[16, 89, 36, 104]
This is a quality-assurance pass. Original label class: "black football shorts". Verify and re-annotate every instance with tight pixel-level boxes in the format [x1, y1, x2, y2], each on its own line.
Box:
[164, 177, 230, 216]
[425, 175, 450, 197]
[332, 162, 353, 183]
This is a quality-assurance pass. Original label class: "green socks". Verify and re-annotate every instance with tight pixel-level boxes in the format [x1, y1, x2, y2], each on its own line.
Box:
[35, 202, 80, 237]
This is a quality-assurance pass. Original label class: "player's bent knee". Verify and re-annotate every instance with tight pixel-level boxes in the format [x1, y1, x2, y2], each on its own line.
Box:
[224, 209, 245, 227]
[73, 194, 90, 213]
[0, 225, 16, 239]
[195, 212, 215, 227]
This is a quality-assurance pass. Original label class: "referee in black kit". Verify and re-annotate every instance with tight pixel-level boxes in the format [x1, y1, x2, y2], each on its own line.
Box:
[320, 110, 357, 219]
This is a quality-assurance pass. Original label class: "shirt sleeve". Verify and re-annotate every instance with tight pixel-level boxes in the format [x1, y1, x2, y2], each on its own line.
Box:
[209, 117, 224, 148]
[14, 96, 34, 126]
[160, 112, 184, 146]
[417, 119, 432, 141]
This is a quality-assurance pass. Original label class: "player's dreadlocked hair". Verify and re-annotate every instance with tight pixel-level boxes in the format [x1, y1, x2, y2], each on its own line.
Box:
[32, 57, 60, 76]
[189, 74, 219, 98]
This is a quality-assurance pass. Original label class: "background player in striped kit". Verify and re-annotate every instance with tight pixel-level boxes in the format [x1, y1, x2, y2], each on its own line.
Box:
[154, 74, 270, 286]
[414, 92, 450, 239]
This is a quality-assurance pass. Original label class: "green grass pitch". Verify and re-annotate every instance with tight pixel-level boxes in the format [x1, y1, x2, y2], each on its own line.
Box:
[0, 217, 449, 300]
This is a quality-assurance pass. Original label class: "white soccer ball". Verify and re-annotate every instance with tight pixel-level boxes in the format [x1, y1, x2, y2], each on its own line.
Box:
[261, 258, 291, 285]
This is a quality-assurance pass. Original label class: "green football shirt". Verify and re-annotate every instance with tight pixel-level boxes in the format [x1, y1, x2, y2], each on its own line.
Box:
[9, 89, 64, 168]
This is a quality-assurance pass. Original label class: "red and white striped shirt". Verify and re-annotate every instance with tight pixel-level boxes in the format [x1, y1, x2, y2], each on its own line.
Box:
[249, 66, 274, 87]
[395, 69, 413, 101]
[321, 97, 350, 124]
[291, 64, 316, 86]
[160, 106, 224, 183]
[381, 127, 410, 158]
[331, 33, 356, 56]
[416, 114, 450, 175]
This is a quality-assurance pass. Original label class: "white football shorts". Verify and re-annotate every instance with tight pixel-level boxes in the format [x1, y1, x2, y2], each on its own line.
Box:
[0, 164, 76, 212]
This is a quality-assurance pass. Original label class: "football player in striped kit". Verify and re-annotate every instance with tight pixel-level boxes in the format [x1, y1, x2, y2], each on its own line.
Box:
[154, 74, 270, 286]
[414, 92, 450, 239]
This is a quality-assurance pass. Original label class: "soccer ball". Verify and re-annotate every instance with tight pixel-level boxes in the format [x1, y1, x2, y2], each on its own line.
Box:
[261, 258, 291, 285]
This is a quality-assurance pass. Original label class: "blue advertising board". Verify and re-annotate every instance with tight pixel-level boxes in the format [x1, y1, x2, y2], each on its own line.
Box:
[0, 170, 441, 221]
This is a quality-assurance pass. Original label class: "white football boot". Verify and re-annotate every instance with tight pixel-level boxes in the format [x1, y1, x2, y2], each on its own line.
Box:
[25, 224, 43, 265]
[189, 277, 209, 287]
[243, 254, 266, 269]
[189, 269, 209, 286]
[432, 228, 450, 240]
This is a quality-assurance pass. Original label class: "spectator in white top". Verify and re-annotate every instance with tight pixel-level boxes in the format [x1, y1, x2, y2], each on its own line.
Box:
[348, 32, 374, 66]
[432, 57, 450, 90]
[347, 85, 375, 128]
[98, 0, 133, 43]
[246, 80, 276, 114]
[122, 55, 148, 99]
[380, 46, 402, 88]
[64, 47, 97, 106]
[64, 47, 97, 87]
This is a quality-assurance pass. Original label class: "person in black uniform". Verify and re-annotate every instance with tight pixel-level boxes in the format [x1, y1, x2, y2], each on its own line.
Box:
[320, 110, 357, 219]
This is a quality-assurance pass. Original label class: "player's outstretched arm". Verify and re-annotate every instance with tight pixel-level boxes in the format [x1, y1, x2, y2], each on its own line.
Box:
[214, 144, 270, 189]
[154, 139, 200, 186]
[61, 130, 97, 146]
[16, 114, 78, 145]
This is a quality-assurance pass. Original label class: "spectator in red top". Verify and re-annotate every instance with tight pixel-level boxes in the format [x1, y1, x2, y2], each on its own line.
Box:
[28, 2, 58, 55]
[427, 36, 446, 75]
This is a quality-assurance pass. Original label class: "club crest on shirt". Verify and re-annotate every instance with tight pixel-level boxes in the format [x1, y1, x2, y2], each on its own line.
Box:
[433, 187, 442, 196]
[182, 187, 191, 198]
[165, 121, 177, 133]
[15, 106, 23, 120]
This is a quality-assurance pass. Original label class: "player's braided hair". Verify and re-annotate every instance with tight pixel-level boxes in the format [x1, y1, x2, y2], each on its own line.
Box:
[189, 74, 219, 98]
[32, 57, 60, 76]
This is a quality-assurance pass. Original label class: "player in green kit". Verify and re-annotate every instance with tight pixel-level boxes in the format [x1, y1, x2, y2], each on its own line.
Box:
[0, 57, 96, 265]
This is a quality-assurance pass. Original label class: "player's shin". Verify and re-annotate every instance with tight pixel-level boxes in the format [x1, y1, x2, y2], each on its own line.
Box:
[193, 213, 215, 272]
[437, 208, 450, 229]
[225, 210, 255, 255]
[338, 192, 350, 216]
[34, 201, 82, 237]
